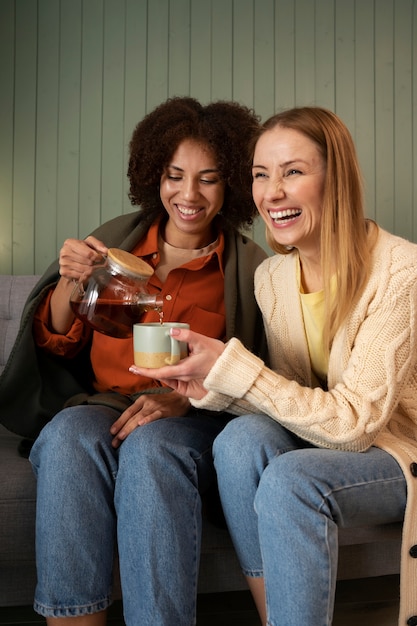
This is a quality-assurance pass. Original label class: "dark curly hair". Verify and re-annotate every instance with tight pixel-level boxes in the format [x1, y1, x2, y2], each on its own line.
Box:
[127, 97, 261, 232]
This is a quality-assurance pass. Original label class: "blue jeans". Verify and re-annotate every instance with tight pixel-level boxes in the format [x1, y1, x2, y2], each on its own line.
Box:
[29, 404, 231, 625]
[213, 414, 406, 626]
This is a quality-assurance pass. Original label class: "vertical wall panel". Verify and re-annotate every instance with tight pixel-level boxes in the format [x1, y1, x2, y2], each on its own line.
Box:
[334, 0, 355, 131]
[0, 0, 416, 273]
[168, 0, 191, 96]
[123, 0, 148, 213]
[101, 0, 126, 224]
[211, 0, 233, 100]
[78, 0, 104, 238]
[393, 0, 413, 239]
[13, 0, 37, 274]
[0, 0, 15, 274]
[315, 0, 335, 111]
[354, 0, 376, 220]
[147, 0, 169, 111]
[295, 0, 316, 105]
[56, 0, 82, 245]
[253, 0, 275, 120]
[189, 0, 212, 103]
[374, 0, 395, 233]
[233, 0, 254, 108]
[35, 0, 60, 273]
[275, 0, 296, 110]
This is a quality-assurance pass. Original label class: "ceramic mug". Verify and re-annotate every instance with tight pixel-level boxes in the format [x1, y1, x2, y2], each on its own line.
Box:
[133, 322, 189, 368]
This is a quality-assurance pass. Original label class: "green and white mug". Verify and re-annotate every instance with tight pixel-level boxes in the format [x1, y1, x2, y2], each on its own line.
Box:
[133, 322, 189, 368]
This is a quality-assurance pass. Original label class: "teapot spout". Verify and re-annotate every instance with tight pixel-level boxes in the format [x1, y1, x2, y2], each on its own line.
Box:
[135, 293, 164, 312]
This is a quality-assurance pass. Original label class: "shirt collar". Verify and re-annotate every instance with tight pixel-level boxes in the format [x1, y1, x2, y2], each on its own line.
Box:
[131, 218, 226, 277]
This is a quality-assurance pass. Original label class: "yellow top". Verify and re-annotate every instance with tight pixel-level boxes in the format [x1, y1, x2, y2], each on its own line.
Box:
[299, 288, 327, 382]
[296, 258, 337, 383]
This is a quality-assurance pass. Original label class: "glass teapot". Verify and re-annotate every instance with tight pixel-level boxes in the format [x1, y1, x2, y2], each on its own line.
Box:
[69, 248, 163, 338]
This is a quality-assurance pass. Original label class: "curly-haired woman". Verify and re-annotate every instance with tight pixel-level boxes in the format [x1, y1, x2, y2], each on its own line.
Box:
[1, 97, 268, 625]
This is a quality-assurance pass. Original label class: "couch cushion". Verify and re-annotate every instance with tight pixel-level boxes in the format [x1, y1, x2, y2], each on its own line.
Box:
[0, 275, 40, 375]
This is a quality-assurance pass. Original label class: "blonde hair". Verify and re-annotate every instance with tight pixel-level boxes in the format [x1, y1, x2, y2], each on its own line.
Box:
[256, 106, 377, 348]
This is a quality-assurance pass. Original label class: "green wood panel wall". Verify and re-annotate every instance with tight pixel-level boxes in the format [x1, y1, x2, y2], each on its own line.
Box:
[0, 0, 416, 274]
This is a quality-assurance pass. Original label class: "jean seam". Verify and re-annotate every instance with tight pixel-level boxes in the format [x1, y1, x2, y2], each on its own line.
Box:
[318, 474, 406, 517]
[34, 596, 112, 617]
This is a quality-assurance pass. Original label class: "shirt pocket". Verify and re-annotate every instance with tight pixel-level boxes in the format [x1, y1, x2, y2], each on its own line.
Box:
[179, 305, 226, 340]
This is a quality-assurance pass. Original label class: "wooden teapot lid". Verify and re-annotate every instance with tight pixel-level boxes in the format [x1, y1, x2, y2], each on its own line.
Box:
[107, 248, 154, 279]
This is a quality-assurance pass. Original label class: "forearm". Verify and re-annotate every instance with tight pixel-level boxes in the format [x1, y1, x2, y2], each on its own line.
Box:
[49, 277, 77, 334]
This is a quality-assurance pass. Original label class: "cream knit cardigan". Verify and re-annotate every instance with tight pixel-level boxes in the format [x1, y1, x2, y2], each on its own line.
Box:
[192, 228, 417, 626]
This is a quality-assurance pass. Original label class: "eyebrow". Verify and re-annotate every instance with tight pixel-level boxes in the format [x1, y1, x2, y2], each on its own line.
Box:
[168, 164, 220, 174]
[252, 159, 309, 169]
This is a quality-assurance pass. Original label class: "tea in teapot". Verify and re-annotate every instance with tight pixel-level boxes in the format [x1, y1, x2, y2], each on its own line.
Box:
[70, 248, 163, 338]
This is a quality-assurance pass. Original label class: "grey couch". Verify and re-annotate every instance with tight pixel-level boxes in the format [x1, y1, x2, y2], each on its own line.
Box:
[0, 274, 403, 609]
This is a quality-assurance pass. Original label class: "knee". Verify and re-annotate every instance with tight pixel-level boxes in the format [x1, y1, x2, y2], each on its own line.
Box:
[31, 409, 81, 461]
[119, 422, 156, 460]
[30, 406, 115, 470]
[255, 455, 292, 511]
[213, 415, 262, 473]
[29, 412, 72, 474]
[118, 420, 186, 471]
[255, 451, 324, 516]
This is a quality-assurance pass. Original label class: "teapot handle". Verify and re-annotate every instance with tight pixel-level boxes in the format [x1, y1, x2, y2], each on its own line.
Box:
[70, 280, 86, 299]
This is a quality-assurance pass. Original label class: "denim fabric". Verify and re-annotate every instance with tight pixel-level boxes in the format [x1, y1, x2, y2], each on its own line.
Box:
[213, 414, 406, 626]
[29, 404, 231, 625]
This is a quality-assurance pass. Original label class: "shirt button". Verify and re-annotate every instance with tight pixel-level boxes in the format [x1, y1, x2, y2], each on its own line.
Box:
[152, 253, 157, 259]
[410, 462, 417, 477]
[407, 617, 417, 626]
[166, 294, 172, 301]
[409, 545, 417, 558]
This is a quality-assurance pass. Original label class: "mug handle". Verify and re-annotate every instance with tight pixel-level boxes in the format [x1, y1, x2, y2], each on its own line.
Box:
[164, 331, 181, 365]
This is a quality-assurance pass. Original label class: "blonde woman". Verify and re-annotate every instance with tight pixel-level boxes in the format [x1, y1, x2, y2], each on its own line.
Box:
[133, 107, 417, 626]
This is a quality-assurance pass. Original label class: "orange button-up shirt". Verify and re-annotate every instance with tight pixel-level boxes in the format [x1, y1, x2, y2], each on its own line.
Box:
[33, 222, 226, 394]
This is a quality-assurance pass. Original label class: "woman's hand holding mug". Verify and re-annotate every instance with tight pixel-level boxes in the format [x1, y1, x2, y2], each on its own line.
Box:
[129, 328, 226, 400]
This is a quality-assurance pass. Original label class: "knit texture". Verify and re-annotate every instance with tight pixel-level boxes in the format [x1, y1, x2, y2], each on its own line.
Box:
[192, 228, 417, 625]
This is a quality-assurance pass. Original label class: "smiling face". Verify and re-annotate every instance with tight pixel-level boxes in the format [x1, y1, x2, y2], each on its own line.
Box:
[252, 126, 326, 258]
[159, 139, 225, 249]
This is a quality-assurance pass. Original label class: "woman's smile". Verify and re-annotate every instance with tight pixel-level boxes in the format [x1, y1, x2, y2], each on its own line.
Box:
[268, 207, 303, 225]
[175, 204, 204, 218]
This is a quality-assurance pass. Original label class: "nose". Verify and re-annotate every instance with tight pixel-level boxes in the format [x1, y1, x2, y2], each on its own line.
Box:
[182, 177, 199, 200]
[265, 176, 285, 201]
